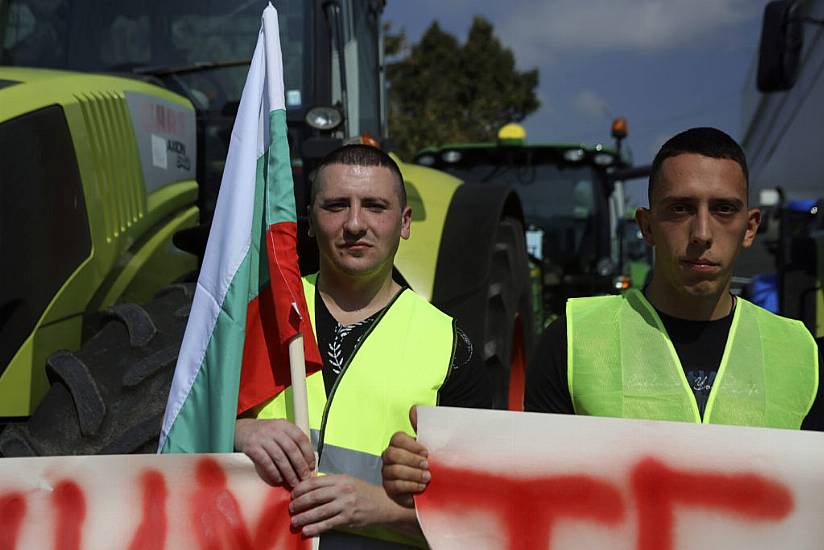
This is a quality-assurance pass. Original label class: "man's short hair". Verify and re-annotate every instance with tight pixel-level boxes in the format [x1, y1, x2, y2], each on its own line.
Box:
[310, 144, 407, 207]
[648, 127, 749, 204]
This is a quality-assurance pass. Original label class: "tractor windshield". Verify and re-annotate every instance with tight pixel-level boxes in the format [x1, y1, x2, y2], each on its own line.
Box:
[427, 149, 609, 266]
[450, 161, 597, 223]
[0, 0, 309, 114]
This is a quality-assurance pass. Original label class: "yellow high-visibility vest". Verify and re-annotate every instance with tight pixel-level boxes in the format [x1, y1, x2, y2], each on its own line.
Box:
[568, 289, 818, 428]
[257, 273, 455, 547]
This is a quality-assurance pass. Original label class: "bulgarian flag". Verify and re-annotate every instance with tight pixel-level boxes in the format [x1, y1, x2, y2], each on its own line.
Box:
[159, 5, 322, 454]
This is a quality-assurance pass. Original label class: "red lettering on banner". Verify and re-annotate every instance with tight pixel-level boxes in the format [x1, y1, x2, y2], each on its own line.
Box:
[191, 457, 307, 550]
[0, 492, 26, 550]
[421, 462, 625, 550]
[53, 481, 85, 550]
[250, 488, 303, 550]
[631, 457, 793, 550]
[192, 458, 253, 550]
[0, 455, 795, 549]
[128, 470, 168, 550]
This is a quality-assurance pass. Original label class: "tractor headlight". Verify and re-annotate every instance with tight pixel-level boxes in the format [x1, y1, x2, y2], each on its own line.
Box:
[305, 106, 343, 131]
[442, 150, 462, 163]
[416, 154, 436, 166]
[563, 148, 584, 162]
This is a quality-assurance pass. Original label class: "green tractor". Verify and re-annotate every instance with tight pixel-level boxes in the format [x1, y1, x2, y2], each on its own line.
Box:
[0, 0, 533, 455]
[414, 121, 648, 327]
[0, 68, 199, 430]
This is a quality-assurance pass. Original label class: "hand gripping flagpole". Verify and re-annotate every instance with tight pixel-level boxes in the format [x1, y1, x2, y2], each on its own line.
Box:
[262, 5, 311, 439]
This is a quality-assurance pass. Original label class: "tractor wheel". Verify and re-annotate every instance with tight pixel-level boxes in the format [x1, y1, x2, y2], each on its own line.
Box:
[480, 218, 533, 409]
[0, 285, 193, 457]
[433, 210, 534, 410]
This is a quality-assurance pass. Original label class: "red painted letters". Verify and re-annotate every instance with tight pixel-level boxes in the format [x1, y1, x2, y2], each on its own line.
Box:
[631, 457, 793, 550]
[0, 455, 796, 549]
[0, 492, 26, 550]
[128, 470, 168, 550]
[420, 463, 625, 550]
[419, 457, 794, 550]
[191, 457, 255, 550]
[53, 481, 85, 550]
[190, 457, 306, 550]
[0, 458, 306, 550]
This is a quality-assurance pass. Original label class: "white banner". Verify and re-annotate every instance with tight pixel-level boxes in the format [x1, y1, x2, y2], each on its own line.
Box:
[415, 407, 824, 550]
[0, 453, 308, 550]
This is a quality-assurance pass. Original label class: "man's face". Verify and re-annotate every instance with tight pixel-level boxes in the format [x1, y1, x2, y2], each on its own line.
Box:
[637, 153, 760, 299]
[309, 163, 411, 280]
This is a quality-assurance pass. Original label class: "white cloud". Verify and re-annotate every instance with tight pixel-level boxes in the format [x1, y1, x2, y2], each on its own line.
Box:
[571, 89, 609, 119]
[499, 0, 761, 65]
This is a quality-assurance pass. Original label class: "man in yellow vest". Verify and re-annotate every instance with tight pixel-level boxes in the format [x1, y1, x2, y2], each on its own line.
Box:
[380, 127, 823, 509]
[234, 144, 490, 546]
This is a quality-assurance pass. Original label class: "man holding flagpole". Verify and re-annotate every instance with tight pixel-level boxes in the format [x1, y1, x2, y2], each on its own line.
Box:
[157, 5, 489, 548]
[235, 143, 491, 547]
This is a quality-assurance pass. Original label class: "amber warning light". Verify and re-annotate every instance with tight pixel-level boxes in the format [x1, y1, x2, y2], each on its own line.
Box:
[611, 117, 628, 140]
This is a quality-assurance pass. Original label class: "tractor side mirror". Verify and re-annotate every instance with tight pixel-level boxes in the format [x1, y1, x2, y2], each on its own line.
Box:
[757, 0, 804, 92]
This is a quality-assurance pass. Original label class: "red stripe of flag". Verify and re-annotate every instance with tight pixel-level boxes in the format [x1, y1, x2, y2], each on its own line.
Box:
[237, 222, 322, 415]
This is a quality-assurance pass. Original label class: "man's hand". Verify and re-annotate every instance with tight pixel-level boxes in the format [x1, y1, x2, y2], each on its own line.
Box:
[381, 432, 430, 508]
[381, 406, 430, 509]
[290, 475, 407, 537]
[234, 418, 315, 488]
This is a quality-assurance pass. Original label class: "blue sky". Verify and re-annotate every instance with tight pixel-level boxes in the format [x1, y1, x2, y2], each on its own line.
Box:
[384, 0, 770, 207]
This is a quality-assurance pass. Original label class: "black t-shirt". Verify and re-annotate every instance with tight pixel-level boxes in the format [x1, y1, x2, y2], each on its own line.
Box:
[314, 288, 492, 408]
[524, 304, 824, 431]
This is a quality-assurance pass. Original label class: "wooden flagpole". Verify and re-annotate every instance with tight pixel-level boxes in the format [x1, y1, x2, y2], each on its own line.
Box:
[287, 334, 310, 438]
[262, 5, 313, 447]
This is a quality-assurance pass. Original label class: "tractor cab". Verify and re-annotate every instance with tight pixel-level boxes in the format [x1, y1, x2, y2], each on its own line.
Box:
[415, 121, 634, 319]
[1, 0, 386, 223]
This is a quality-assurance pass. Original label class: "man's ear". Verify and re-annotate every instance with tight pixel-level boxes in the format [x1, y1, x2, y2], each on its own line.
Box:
[400, 206, 412, 240]
[307, 205, 315, 237]
[635, 207, 655, 247]
[742, 207, 761, 249]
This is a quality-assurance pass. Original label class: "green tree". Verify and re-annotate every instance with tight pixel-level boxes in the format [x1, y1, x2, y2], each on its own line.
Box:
[386, 17, 540, 160]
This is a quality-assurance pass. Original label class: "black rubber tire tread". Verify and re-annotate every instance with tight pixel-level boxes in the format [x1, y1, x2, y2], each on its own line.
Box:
[157, 282, 195, 302]
[122, 346, 179, 388]
[0, 284, 193, 457]
[482, 218, 534, 406]
[433, 210, 534, 409]
[45, 351, 106, 437]
[99, 414, 165, 455]
[0, 425, 38, 457]
[108, 303, 158, 347]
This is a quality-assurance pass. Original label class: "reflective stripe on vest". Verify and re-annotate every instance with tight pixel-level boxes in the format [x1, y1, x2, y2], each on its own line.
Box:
[256, 273, 455, 548]
[567, 289, 819, 428]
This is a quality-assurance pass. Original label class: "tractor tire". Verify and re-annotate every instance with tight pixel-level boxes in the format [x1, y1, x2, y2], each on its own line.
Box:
[0, 284, 193, 457]
[485, 218, 533, 409]
[432, 183, 534, 410]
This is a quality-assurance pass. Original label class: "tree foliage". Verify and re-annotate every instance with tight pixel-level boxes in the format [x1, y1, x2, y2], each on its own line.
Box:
[386, 17, 540, 160]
